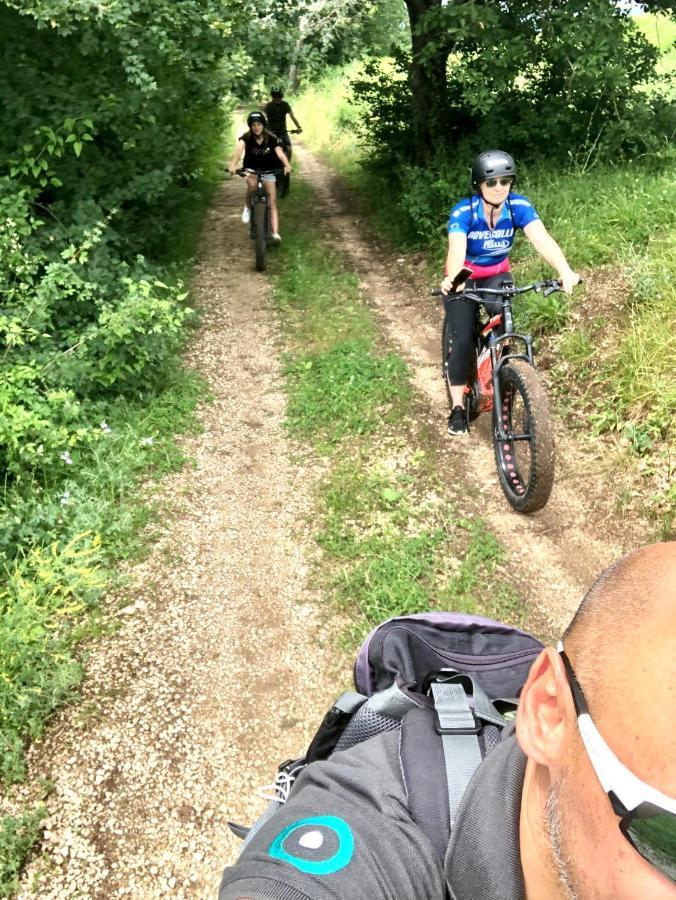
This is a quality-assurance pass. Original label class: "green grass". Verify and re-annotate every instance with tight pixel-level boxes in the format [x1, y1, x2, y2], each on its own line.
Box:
[284, 341, 410, 445]
[315, 450, 528, 641]
[271, 180, 527, 644]
[0, 809, 43, 899]
[293, 65, 363, 173]
[273, 180, 411, 448]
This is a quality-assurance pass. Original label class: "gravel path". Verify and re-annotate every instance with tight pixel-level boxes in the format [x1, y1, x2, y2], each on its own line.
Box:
[17, 176, 345, 898]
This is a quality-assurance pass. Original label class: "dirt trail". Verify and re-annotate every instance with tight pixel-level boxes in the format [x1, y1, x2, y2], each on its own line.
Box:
[17, 176, 344, 898]
[294, 146, 648, 636]
[13, 144, 653, 898]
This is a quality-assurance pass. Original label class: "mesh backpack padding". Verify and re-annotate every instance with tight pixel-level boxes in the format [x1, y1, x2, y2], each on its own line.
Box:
[334, 705, 400, 753]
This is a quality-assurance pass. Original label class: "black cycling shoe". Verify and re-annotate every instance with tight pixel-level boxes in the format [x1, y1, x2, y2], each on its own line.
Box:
[448, 405, 468, 436]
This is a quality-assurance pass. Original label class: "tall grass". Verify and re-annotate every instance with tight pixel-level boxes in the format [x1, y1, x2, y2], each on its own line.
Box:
[293, 65, 362, 174]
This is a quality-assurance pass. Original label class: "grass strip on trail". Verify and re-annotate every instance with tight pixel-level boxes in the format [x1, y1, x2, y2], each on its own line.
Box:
[272, 178, 528, 644]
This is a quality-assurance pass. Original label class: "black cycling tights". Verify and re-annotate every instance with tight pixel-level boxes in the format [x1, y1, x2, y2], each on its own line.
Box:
[444, 274, 514, 385]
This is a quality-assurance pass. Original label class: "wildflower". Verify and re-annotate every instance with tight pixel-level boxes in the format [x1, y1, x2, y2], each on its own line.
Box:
[140, 437, 154, 446]
[100, 421, 111, 434]
[60, 450, 73, 465]
[60, 490, 71, 507]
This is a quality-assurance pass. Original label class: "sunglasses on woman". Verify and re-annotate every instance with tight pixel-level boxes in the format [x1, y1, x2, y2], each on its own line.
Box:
[558, 643, 676, 882]
[483, 177, 513, 188]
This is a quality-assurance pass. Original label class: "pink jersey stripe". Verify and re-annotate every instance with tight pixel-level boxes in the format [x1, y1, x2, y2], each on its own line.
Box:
[464, 258, 512, 279]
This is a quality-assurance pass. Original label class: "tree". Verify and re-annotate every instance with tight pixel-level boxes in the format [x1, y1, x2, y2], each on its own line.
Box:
[360, 0, 675, 166]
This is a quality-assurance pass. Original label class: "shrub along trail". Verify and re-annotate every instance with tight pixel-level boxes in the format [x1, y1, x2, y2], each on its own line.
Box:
[294, 145, 650, 635]
[15, 177, 344, 898]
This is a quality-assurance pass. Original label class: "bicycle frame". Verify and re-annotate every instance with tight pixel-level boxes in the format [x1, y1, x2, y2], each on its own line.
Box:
[236, 168, 274, 237]
[478, 296, 534, 442]
[435, 279, 561, 436]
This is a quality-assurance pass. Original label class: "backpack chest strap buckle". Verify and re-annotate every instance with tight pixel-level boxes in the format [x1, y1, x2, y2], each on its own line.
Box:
[432, 682, 481, 735]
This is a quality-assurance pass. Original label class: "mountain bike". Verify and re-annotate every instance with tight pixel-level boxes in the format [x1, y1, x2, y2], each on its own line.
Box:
[235, 167, 275, 271]
[277, 129, 300, 199]
[433, 278, 569, 513]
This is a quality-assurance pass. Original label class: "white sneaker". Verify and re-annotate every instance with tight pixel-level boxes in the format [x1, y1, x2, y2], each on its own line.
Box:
[271, 233, 282, 244]
[241, 207, 250, 224]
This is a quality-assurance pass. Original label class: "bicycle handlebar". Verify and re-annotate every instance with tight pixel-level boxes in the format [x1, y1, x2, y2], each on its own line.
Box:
[234, 167, 279, 177]
[431, 278, 583, 301]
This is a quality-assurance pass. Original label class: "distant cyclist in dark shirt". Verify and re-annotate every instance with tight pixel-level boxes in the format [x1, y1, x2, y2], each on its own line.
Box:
[441, 149, 580, 436]
[263, 87, 302, 159]
[227, 110, 291, 244]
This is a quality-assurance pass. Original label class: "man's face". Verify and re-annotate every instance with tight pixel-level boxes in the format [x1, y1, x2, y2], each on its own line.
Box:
[546, 684, 675, 898]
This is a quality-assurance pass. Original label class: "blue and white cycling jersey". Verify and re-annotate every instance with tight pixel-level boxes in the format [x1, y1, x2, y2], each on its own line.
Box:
[447, 193, 539, 267]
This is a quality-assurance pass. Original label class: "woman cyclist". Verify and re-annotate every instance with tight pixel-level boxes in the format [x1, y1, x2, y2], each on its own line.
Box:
[227, 111, 291, 243]
[441, 149, 580, 435]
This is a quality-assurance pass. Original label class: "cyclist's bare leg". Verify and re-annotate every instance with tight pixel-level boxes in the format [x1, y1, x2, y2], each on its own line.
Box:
[450, 385, 465, 407]
[245, 174, 257, 208]
[264, 180, 279, 234]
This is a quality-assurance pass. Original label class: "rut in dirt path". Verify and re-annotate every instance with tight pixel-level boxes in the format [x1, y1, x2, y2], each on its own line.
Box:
[15, 177, 344, 899]
[294, 145, 649, 636]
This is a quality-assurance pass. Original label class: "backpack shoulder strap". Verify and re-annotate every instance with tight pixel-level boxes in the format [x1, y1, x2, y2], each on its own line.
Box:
[400, 676, 505, 863]
[400, 704, 451, 863]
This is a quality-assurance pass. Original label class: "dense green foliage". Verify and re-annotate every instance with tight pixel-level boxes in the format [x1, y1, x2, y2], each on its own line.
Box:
[0, 0, 229, 790]
[225, 0, 407, 97]
[359, 1, 675, 165]
[1, 1, 226, 485]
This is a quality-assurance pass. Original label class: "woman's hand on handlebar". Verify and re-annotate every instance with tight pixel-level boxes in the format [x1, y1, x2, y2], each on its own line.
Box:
[441, 275, 466, 296]
[227, 163, 236, 175]
[558, 269, 581, 295]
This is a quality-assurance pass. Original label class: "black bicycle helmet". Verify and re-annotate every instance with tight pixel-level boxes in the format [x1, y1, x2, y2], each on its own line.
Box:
[247, 110, 267, 127]
[270, 86, 284, 99]
[471, 150, 517, 189]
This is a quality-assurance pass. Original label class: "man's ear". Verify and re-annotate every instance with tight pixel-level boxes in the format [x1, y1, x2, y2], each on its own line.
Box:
[516, 648, 575, 767]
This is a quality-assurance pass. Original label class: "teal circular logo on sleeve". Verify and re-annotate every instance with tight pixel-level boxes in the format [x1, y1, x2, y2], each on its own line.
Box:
[268, 815, 354, 875]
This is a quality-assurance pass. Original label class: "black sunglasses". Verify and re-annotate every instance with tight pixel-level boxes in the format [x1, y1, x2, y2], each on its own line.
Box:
[483, 177, 513, 188]
[559, 644, 676, 882]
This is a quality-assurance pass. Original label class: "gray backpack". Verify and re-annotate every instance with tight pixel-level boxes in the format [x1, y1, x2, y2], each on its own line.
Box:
[229, 612, 543, 863]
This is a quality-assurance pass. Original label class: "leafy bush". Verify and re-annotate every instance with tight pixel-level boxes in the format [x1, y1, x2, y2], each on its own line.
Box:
[0, 0, 226, 793]
[0, 533, 105, 782]
[348, 2, 676, 168]
[0, 808, 44, 898]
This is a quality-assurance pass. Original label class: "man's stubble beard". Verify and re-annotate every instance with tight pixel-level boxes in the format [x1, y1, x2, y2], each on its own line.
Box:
[544, 777, 582, 900]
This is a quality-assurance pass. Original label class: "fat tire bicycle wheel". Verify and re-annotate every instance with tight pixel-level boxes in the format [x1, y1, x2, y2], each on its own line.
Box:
[494, 359, 554, 513]
[254, 202, 267, 272]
